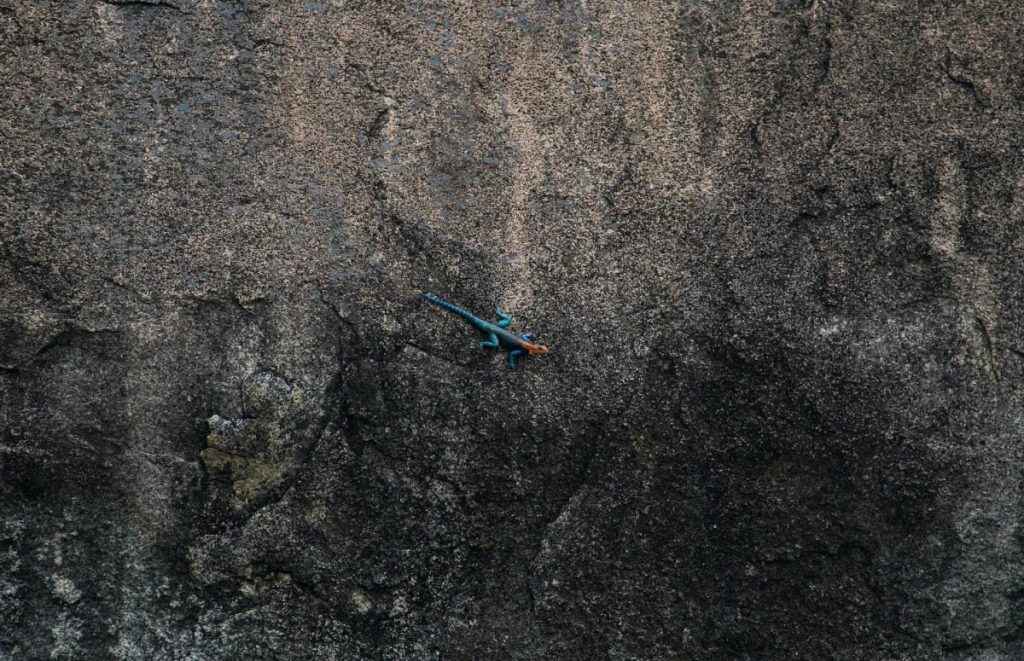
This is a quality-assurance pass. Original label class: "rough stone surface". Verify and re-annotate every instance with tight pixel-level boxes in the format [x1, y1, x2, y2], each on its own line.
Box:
[3, 1, 1024, 658]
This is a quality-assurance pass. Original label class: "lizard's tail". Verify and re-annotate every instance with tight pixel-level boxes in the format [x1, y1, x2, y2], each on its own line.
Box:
[420, 293, 479, 323]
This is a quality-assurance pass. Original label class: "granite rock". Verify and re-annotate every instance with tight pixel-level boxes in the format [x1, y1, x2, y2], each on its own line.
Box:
[3, 1, 1024, 658]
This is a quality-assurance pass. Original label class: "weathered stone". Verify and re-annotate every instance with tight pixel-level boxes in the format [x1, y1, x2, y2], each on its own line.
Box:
[3, 1, 1024, 658]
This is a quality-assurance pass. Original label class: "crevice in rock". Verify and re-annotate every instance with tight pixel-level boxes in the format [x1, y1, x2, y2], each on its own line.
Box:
[0, 326, 121, 372]
[101, 0, 189, 14]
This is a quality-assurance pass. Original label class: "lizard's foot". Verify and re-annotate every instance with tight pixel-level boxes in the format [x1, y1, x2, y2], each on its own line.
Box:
[495, 307, 512, 328]
[508, 349, 524, 369]
[480, 333, 500, 349]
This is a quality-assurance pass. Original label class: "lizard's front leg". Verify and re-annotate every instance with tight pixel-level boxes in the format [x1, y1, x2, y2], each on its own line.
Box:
[480, 333, 500, 349]
[508, 349, 524, 369]
[494, 307, 512, 328]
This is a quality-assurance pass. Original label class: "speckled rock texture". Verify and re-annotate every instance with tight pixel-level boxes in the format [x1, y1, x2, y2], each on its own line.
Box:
[3, 1, 1024, 658]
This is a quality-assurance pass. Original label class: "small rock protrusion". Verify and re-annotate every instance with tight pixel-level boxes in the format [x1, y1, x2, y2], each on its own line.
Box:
[51, 576, 81, 605]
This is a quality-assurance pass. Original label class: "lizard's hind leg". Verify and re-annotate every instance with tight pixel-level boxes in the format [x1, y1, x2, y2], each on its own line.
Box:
[508, 349, 524, 369]
[480, 333, 500, 349]
[494, 307, 512, 328]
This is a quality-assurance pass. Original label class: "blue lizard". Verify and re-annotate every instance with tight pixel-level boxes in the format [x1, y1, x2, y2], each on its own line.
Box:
[420, 293, 550, 369]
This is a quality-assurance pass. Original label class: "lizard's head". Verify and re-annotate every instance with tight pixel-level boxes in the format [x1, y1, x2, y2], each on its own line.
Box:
[525, 342, 550, 357]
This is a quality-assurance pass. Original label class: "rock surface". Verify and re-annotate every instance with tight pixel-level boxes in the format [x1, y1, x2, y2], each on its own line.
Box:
[3, 1, 1024, 658]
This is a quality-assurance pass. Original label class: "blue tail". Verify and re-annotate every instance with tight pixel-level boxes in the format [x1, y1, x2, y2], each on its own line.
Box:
[420, 293, 485, 326]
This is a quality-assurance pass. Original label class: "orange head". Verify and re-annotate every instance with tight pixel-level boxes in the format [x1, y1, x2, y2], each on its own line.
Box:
[525, 342, 550, 357]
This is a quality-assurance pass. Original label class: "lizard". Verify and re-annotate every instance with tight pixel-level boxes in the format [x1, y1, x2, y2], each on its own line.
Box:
[420, 293, 550, 369]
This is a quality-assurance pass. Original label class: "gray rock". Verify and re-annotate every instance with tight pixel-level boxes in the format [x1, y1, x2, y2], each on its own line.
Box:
[2, 0, 1023, 658]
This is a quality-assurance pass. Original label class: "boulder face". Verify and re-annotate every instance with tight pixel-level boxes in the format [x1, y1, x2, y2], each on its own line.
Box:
[2, 1, 1023, 658]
